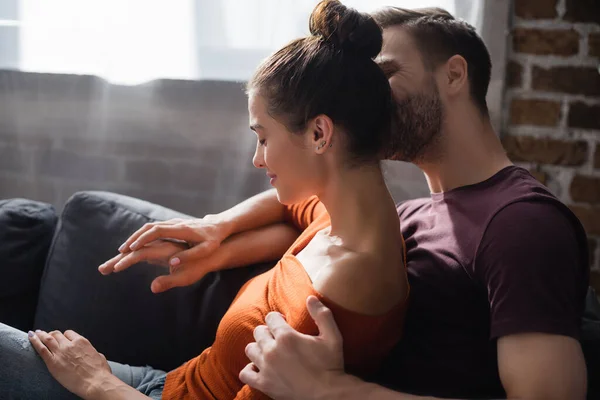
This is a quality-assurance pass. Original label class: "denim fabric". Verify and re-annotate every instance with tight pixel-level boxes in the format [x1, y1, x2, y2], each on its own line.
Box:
[0, 323, 166, 399]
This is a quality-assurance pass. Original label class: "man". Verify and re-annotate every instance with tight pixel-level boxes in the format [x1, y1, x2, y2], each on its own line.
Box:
[111, 7, 589, 399]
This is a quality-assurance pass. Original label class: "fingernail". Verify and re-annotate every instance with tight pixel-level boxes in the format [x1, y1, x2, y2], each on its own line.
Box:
[114, 261, 123, 271]
[35, 329, 41, 333]
[28, 331, 34, 338]
[130, 241, 139, 250]
[118, 243, 126, 252]
[170, 257, 180, 266]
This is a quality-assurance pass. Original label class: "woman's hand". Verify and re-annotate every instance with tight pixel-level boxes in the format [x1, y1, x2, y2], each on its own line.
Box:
[98, 240, 219, 293]
[28, 329, 113, 400]
[117, 216, 229, 266]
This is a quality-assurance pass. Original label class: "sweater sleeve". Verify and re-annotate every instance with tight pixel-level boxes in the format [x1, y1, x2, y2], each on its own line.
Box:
[234, 384, 270, 399]
[282, 196, 327, 231]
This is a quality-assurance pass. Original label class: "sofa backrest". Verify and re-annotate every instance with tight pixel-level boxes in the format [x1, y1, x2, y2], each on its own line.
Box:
[34, 191, 273, 371]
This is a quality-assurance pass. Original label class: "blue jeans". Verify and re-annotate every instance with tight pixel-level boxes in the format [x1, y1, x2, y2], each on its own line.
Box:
[0, 323, 166, 399]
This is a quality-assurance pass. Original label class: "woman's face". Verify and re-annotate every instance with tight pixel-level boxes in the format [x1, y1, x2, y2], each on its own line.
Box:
[248, 93, 322, 205]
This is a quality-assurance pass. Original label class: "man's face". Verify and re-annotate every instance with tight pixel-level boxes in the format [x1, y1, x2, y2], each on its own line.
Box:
[377, 26, 444, 162]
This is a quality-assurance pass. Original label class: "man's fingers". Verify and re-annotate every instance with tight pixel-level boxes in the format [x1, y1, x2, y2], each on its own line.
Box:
[129, 225, 198, 252]
[169, 240, 219, 267]
[306, 296, 342, 342]
[245, 342, 264, 369]
[118, 223, 157, 253]
[239, 363, 262, 389]
[253, 325, 275, 350]
[264, 312, 293, 339]
[28, 332, 53, 363]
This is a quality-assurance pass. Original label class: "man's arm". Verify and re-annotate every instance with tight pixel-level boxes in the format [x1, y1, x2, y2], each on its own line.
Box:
[215, 189, 287, 238]
[241, 297, 587, 400]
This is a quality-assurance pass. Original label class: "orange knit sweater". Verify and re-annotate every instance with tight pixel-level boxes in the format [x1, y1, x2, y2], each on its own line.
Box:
[162, 196, 407, 399]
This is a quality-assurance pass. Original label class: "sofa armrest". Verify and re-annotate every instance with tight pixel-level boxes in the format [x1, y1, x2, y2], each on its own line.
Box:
[34, 191, 273, 371]
[0, 199, 58, 332]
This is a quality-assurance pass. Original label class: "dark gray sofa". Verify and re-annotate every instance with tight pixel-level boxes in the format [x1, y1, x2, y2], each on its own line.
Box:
[0, 191, 273, 372]
[1, 191, 599, 398]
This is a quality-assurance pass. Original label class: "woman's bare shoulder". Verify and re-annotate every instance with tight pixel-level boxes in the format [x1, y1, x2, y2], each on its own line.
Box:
[312, 249, 406, 315]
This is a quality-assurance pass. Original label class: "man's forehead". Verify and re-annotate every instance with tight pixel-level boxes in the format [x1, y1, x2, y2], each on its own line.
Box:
[381, 26, 417, 56]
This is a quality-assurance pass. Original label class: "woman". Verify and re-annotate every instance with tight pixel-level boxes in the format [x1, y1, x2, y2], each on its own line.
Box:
[2, 1, 408, 398]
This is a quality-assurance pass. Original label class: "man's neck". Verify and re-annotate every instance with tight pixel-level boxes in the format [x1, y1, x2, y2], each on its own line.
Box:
[417, 110, 513, 194]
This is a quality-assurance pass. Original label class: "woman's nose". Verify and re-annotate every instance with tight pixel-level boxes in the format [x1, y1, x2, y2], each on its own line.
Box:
[252, 144, 264, 169]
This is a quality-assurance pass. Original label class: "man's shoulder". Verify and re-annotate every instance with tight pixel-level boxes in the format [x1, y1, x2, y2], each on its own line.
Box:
[396, 197, 430, 218]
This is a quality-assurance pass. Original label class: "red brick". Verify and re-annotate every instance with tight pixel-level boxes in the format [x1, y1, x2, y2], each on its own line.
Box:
[510, 99, 562, 126]
[564, 0, 600, 24]
[515, 0, 557, 19]
[532, 66, 600, 96]
[595, 145, 600, 169]
[589, 33, 600, 59]
[570, 175, 600, 203]
[513, 28, 579, 56]
[568, 102, 600, 131]
[503, 135, 587, 166]
[529, 169, 548, 185]
[570, 205, 600, 236]
[506, 61, 523, 88]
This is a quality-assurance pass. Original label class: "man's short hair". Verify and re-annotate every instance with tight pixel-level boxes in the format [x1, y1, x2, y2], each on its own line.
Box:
[372, 7, 492, 116]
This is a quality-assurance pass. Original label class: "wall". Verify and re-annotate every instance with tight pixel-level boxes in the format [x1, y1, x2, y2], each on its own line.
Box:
[503, 0, 600, 285]
[0, 70, 430, 216]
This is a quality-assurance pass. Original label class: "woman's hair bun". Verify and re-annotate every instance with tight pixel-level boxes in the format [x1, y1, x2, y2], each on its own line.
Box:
[309, 0, 382, 59]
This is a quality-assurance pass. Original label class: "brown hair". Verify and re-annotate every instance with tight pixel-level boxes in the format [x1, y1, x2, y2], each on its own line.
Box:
[372, 7, 492, 115]
[247, 0, 393, 163]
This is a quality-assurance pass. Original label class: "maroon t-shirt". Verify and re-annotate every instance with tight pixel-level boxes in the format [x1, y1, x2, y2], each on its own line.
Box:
[376, 166, 589, 398]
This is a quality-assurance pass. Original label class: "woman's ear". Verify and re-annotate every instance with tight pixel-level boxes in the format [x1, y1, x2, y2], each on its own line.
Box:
[310, 115, 335, 154]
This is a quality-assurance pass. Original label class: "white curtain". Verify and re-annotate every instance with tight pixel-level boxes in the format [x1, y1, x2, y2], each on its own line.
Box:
[17, 0, 482, 85]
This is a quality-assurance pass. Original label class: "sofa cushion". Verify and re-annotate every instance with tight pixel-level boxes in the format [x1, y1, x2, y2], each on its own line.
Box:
[0, 198, 58, 332]
[34, 191, 273, 371]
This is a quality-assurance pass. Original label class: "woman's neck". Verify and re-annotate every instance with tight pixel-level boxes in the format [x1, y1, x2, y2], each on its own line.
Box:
[317, 163, 399, 250]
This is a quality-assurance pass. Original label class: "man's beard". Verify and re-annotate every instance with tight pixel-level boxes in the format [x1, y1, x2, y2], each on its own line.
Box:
[386, 83, 444, 163]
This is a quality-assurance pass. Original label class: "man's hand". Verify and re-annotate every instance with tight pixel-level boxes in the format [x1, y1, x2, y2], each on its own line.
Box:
[117, 216, 228, 267]
[239, 296, 345, 400]
[98, 240, 219, 293]
[28, 329, 113, 400]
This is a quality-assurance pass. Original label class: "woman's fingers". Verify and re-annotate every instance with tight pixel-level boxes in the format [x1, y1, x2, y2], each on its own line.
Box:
[33, 330, 60, 353]
[63, 330, 84, 342]
[168, 240, 219, 267]
[28, 331, 53, 363]
[49, 330, 70, 346]
[150, 271, 194, 293]
[98, 252, 126, 275]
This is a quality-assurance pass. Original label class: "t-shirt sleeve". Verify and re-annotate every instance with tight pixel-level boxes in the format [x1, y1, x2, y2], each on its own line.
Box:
[282, 196, 327, 231]
[475, 201, 588, 340]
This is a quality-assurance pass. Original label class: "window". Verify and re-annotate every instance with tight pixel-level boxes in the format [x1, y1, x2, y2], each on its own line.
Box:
[6, 0, 487, 84]
[0, 0, 20, 69]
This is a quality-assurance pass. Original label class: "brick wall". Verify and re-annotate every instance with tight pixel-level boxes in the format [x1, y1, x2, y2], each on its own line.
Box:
[503, 0, 600, 290]
[0, 71, 430, 216]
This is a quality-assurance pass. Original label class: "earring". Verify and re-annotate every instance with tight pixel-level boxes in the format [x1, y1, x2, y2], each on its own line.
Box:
[316, 140, 327, 150]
